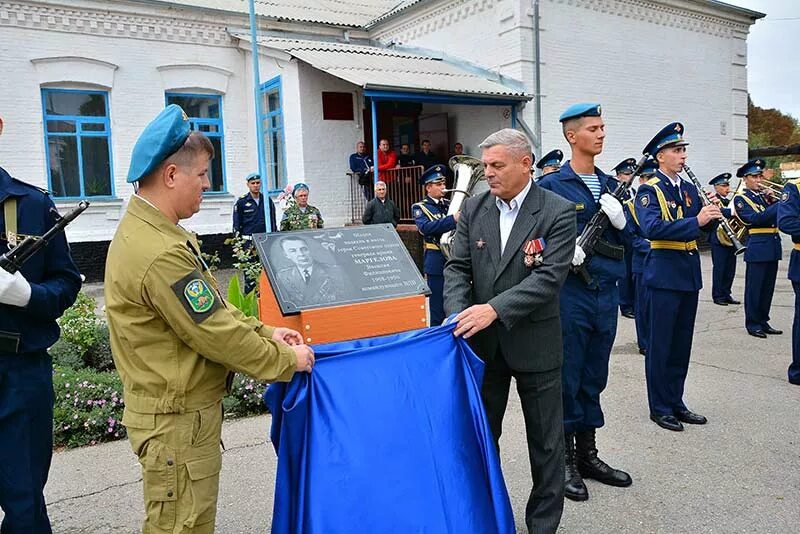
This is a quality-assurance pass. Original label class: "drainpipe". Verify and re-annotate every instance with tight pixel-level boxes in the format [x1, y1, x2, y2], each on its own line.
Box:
[532, 0, 543, 159]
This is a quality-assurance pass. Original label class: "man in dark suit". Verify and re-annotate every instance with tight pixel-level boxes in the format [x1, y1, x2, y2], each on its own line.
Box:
[444, 128, 575, 534]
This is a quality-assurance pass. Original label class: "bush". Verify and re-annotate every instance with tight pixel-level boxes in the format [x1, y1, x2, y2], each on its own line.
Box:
[51, 293, 115, 372]
[53, 367, 126, 449]
[58, 292, 103, 354]
[223, 374, 270, 418]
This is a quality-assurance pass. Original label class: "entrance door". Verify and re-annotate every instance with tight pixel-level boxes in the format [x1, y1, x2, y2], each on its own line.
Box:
[418, 113, 449, 166]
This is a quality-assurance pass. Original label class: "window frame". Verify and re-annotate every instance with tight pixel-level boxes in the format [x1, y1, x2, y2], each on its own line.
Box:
[259, 76, 287, 193]
[164, 92, 228, 195]
[41, 88, 116, 200]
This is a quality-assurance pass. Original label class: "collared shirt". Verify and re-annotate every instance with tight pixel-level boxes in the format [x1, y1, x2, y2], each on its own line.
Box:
[495, 178, 533, 254]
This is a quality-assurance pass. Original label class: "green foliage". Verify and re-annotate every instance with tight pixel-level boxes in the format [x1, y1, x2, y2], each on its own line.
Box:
[58, 292, 103, 354]
[53, 367, 126, 448]
[225, 233, 263, 297]
[749, 96, 800, 165]
[227, 274, 259, 318]
[223, 374, 269, 418]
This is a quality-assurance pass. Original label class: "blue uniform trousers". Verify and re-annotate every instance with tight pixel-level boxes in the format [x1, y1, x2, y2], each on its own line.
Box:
[0, 351, 54, 534]
[426, 274, 445, 326]
[791, 281, 800, 385]
[645, 289, 698, 416]
[710, 243, 737, 301]
[744, 261, 778, 332]
[559, 277, 618, 433]
[618, 252, 634, 314]
[632, 272, 649, 353]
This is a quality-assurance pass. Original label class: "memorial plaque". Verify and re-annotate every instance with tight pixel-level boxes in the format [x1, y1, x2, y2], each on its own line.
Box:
[254, 225, 430, 315]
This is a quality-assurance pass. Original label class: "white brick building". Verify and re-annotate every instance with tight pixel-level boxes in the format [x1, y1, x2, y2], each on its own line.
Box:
[0, 0, 764, 271]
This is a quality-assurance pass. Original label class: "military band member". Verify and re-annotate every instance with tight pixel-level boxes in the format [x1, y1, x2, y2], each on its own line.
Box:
[535, 149, 563, 178]
[413, 165, 459, 326]
[538, 103, 632, 502]
[613, 158, 638, 319]
[732, 159, 783, 338]
[777, 177, 800, 385]
[104, 105, 315, 533]
[634, 122, 722, 432]
[708, 173, 740, 306]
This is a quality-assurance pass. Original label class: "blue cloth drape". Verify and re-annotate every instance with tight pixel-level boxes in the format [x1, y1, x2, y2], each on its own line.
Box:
[264, 322, 515, 534]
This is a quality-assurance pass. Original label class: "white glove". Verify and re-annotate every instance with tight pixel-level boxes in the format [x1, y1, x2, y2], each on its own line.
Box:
[572, 240, 586, 267]
[0, 269, 32, 307]
[600, 193, 626, 230]
[728, 197, 736, 217]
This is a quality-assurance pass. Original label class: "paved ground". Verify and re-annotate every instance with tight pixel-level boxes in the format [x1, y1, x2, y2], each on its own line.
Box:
[11, 248, 800, 533]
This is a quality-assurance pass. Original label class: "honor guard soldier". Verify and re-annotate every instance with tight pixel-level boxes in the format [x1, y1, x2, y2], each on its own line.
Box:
[708, 173, 740, 306]
[635, 122, 722, 432]
[538, 103, 632, 502]
[613, 158, 638, 319]
[0, 116, 82, 533]
[104, 105, 314, 534]
[732, 159, 783, 338]
[535, 149, 563, 178]
[777, 176, 800, 385]
[233, 173, 267, 237]
[625, 159, 657, 355]
[413, 165, 458, 326]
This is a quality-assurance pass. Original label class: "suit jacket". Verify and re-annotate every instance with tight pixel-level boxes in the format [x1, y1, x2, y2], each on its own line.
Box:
[443, 182, 576, 372]
[276, 262, 346, 308]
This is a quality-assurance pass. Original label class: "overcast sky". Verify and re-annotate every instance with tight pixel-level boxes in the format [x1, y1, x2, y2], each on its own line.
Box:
[725, 0, 799, 120]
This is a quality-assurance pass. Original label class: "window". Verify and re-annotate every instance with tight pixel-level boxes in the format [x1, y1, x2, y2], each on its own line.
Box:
[321, 92, 354, 120]
[260, 77, 287, 191]
[42, 89, 114, 198]
[165, 93, 226, 193]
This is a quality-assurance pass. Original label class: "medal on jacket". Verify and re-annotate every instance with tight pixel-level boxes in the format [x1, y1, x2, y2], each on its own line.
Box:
[684, 190, 692, 208]
[523, 238, 545, 267]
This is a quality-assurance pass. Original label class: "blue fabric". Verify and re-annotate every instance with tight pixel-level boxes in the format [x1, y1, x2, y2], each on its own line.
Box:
[744, 261, 779, 332]
[419, 164, 448, 185]
[708, 173, 731, 186]
[232, 193, 266, 236]
[427, 273, 445, 326]
[778, 181, 800, 282]
[790, 281, 800, 385]
[643, 122, 688, 156]
[612, 158, 636, 175]
[633, 272, 649, 353]
[736, 159, 765, 178]
[559, 102, 601, 122]
[264, 323, 515, 534]
[349, 153, 374, 174]
[536, 149, 563, 170]
[127, 104, 190, 183]
[711, 243, 737, 301]
[734, 191, 782, 263]
[412, 196, 456, 275]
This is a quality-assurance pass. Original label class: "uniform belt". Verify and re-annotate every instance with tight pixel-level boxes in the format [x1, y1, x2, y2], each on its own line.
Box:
[650, 240, 698, 251]
[592, 240, 624, 260]
[748, 228, 778, 234]
[424, 242, 440, 251]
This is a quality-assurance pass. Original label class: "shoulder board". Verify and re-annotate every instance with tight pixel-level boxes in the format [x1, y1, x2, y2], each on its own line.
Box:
[11, 177, 49, 195]
[645, 177, 660, 186]
[789, 178, 800, 187]
[239, 193, 249, 199]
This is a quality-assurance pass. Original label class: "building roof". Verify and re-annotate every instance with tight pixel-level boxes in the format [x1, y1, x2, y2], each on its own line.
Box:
[235, 35, 530, 101]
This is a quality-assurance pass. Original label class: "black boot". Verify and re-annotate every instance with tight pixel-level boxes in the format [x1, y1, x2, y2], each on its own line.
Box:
[564, 432, 588, 501]
[575, 429, 632, 487]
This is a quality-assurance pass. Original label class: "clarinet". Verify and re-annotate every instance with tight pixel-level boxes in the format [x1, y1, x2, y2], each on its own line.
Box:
[681, 164, 746, 255]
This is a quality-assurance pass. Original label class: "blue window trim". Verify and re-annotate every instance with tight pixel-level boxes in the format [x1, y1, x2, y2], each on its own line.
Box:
[259, 75, 287, 192]
[41, 88, 116, 200]
[165, 92, 227, 194]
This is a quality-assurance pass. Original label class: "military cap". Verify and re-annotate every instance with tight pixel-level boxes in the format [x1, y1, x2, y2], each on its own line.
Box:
[292, 182, 309, 195]
[736, 159, 766, 178]
[709, 173, 732, 186]
[536, 149, 563, 170]
[612, 158, 637, 175]
[640, 159, 659, 176]
[419, 165, 447, 186]
[246, 173, 261, 182]
[127, 104, 190, 183]
[642, 122, 689, 156]
[559, 103, 602, 123]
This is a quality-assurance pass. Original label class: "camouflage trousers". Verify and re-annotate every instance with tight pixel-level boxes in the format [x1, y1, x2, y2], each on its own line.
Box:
[123, 400, 223, 534]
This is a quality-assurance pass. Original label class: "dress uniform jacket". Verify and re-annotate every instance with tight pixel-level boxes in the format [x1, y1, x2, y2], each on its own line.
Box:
[413, 195, 456, 326]
[777, 179, 800, 384]
[232, 193, 266, 236]
[734, 190, 782, 263]
[708, 194, 737, 302]
[625, 198, 651, 353]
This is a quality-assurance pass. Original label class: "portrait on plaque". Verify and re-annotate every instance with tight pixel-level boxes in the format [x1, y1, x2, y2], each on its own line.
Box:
[254, 225, 430, 315]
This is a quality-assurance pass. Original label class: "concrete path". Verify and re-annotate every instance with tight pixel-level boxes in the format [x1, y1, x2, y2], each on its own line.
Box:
[9, 249, 800, 533]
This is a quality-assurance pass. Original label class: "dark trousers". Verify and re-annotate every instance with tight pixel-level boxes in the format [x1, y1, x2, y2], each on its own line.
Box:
[481, 354, 564, 534]
[0, 351, 54, 534]
[710, 243, 737, 301]
[426, 274, 445, 326]
[632, 272, 649, 352]
[744, 261, 779, 332]
[645, 288, 698, 416]
[619, 252, 634, 313]
[559, 278, 618, 433]
[790, 281, 800, 385]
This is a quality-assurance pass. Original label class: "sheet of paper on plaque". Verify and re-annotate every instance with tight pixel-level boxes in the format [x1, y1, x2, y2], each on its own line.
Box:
[254, 224, 431, 315]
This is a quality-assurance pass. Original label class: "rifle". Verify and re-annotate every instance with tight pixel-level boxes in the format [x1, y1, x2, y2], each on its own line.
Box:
[1, 201, 89, 273]
[572, 154, 650, 284]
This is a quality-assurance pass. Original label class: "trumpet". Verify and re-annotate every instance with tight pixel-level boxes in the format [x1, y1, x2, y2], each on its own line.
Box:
[682, 164, 746, 255]
[759, 179, 784, 204]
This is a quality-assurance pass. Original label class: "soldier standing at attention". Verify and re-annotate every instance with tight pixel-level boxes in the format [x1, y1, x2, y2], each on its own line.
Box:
[280, 183, 324, 231]
[612, 158, 637, 319]
[232, 173, 267, 238]
[708, 173, 740, 306]
[104, 105, 315, 533]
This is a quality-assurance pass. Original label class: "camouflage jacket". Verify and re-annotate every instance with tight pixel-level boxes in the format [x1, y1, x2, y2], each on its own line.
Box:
[280, 204, 324, 231]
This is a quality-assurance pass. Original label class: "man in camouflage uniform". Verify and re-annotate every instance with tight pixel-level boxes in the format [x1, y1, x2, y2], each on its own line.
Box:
[280, 183, 324, 231]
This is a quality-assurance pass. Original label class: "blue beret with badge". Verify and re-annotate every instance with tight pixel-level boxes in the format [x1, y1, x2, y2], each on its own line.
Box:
[419, 164, 447, 186]
[127, 104, 191, 183]
[612, 158, 637, 175]
[246, 172, 260, 182]
[559, 103, 602, 123]
[736, 159, 765, 178]
[708, 172, 731, 186]
[536, 149, 563, 170]
[639, 158, 659, 176]
[642, 122, 689, 156]
[292, 182, 309, 195]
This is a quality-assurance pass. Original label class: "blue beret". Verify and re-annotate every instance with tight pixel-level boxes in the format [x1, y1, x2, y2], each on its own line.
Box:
[709, 173, 732, 186]
[736, 159, 765, 178]
[559, 103, 602, 123]
[612, 158, 637, 174]
[292, 182, 309, 195]
[127, 104, 190, 183]
[643, 122, 689, 156]
[536, 149, 563, 170]
[640, 159, 659, 176]
[246, 173, 261, 182]
[419, 165, 447, 186]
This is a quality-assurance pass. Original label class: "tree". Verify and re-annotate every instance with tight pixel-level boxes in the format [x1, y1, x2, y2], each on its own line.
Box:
[748, 96, 800, 168]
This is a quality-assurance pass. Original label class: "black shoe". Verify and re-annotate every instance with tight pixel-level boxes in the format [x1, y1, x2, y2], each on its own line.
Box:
[725, 297, 741, 305]
[790, 378, 800, 386]
[638, 347, 646, 356]
[575, 429, 632, 487]
[621, 310, 636, 319]
[748, 330, 767, 339]
[564, 433, 588, 501]
[763, 326, 783, 335]
[675, 409, 707, 425]
[713, 299, 728, 306]
[650, 414, 684, 432]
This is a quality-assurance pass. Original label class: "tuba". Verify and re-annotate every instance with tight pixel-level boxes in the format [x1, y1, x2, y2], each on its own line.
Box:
[440, 155, 488, 259]
[716, 179, 747, 247]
